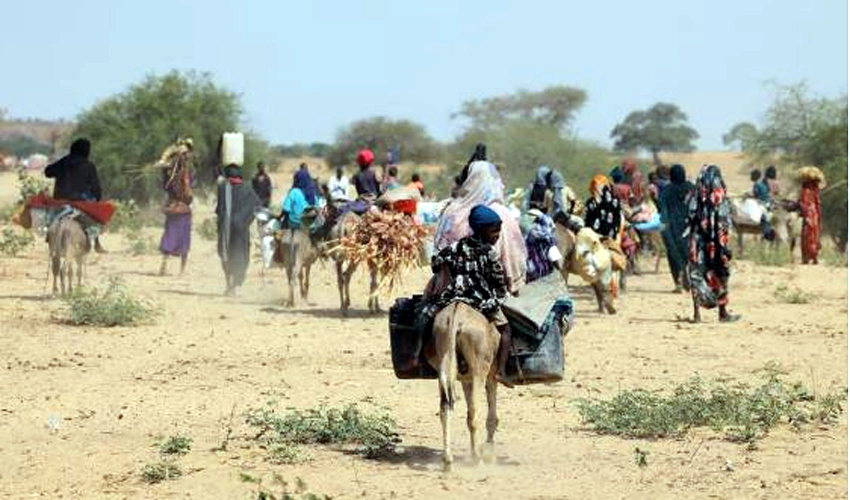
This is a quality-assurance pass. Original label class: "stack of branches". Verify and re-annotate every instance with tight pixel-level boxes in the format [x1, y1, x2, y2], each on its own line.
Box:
[338, 210, 431, 294]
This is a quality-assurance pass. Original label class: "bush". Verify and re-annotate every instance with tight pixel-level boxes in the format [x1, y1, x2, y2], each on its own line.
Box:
[774, 284, 814, 304]
[109, 199, 144, 234]
[141, 462, 182, 484]
[198, 218, 217, 241]
[159, 435, 193, 456]
[576, 367, 845, 444]
[0, 226, 34, 256]
[245, 403, 401, 459]
[61, 278, 158, 327]
[16, 166, 51, 204]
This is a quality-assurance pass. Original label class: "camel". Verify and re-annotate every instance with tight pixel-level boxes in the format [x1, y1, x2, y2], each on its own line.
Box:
[554, 223, 617, 314]
[48, 215, 89, 295]
[322, 210, 380, 315]
[428, 302, 500, 470]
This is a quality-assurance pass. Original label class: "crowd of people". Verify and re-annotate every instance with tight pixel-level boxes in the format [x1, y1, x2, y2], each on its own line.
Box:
[35, 138, 828, 373]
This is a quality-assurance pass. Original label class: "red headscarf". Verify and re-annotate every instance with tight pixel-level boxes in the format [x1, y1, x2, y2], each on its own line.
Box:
[356, 149, 375, 168]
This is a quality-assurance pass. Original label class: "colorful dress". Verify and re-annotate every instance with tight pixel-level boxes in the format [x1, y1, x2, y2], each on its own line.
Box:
[799, 181, 822, 264]
[686, 165, 732, 308]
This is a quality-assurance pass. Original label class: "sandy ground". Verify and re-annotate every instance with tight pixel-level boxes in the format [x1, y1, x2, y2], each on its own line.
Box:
[0, 156, 846, 499]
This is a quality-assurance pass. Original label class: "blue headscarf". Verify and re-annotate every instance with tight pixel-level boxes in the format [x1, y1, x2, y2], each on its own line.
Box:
[469, 204, 502, 233]
[293, 169, 317, 205]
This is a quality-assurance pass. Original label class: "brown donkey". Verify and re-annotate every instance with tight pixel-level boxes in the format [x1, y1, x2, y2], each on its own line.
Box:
[429, 302, 501, 470]
[48, 216, 89, 295]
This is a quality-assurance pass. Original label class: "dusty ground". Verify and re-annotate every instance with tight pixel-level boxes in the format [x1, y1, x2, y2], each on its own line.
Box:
[0, 156, 846, 499]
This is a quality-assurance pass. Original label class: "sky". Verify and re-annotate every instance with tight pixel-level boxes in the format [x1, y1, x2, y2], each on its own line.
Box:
[1, 0, 847, 150]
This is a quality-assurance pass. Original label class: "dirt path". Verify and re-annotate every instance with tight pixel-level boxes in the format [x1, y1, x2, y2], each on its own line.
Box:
[0, 206, 846, 499]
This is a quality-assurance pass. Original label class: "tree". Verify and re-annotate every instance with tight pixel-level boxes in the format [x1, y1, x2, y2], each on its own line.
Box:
[722, 122, 759, 151]
[610, 102, 699, 165]
[326, 117, 443, 168]
[443, 85, 605, 198]
[72, 71, 267, 203]
[452, 85, 587, 133]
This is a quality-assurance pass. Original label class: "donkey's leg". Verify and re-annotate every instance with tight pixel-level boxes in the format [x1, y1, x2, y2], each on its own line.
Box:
[51, 255, 60, 294]
[485, 377, 499, 444]
[335, 260, 345, 311]
[462, 380, 482, 464]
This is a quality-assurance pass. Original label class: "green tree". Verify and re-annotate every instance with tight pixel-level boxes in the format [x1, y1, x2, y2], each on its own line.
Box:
[326, 117, 442, 168]
[610, 102, 699, 165]
[445, 85, 608, 198]
[72, 70, 267, 203]
[452, 85, 587, 133]
[722, 122, 759, 151]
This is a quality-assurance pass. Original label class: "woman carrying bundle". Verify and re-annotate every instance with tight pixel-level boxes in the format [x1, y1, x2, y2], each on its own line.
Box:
[686, 165, 739, 323]
[158, 139, 194, 276]
[797, 166, 824, 265]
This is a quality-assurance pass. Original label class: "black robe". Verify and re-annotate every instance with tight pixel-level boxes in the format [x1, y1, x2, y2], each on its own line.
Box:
[216, 178, 261, 289]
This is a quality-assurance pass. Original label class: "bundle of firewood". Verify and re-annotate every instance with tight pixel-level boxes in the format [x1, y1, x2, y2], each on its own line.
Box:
[338, 210, 431, 294]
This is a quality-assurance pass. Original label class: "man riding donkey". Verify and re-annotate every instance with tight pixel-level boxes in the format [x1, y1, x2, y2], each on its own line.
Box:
[43, 138, 109, 253]
[420, 205, 518, 387]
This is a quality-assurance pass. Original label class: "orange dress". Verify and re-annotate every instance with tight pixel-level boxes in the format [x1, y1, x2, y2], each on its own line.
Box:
[799, 182, 822, 263]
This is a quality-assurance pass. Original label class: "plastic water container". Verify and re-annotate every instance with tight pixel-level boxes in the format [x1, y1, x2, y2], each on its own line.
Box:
[221, 132, 244, 166]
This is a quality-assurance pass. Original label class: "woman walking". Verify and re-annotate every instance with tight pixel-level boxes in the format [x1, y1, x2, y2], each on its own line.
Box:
[686, 165, 739, 323]
[657, 164, 694, 291]
[797, 166, 824, 265]
[158, 139, 194, 276]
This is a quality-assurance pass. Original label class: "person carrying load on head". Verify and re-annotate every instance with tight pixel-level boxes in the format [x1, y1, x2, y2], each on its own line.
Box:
[157, 138, 195, 276]
[796, 166, 824, 265]
[44, 138, 107, 253]
[423, 204, 516, 387]
[216, 163, 261, 297]
[528, 165, 583, 230]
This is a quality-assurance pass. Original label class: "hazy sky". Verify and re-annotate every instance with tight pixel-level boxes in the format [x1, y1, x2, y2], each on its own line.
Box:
[2, 0, 847, 149]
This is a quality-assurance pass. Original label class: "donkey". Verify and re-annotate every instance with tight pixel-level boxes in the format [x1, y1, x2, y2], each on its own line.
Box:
[322, 210, 380, 315]
[555, 223, 617, 314]
[48, 215, 89, 295]
[428, 302, 501, 470]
